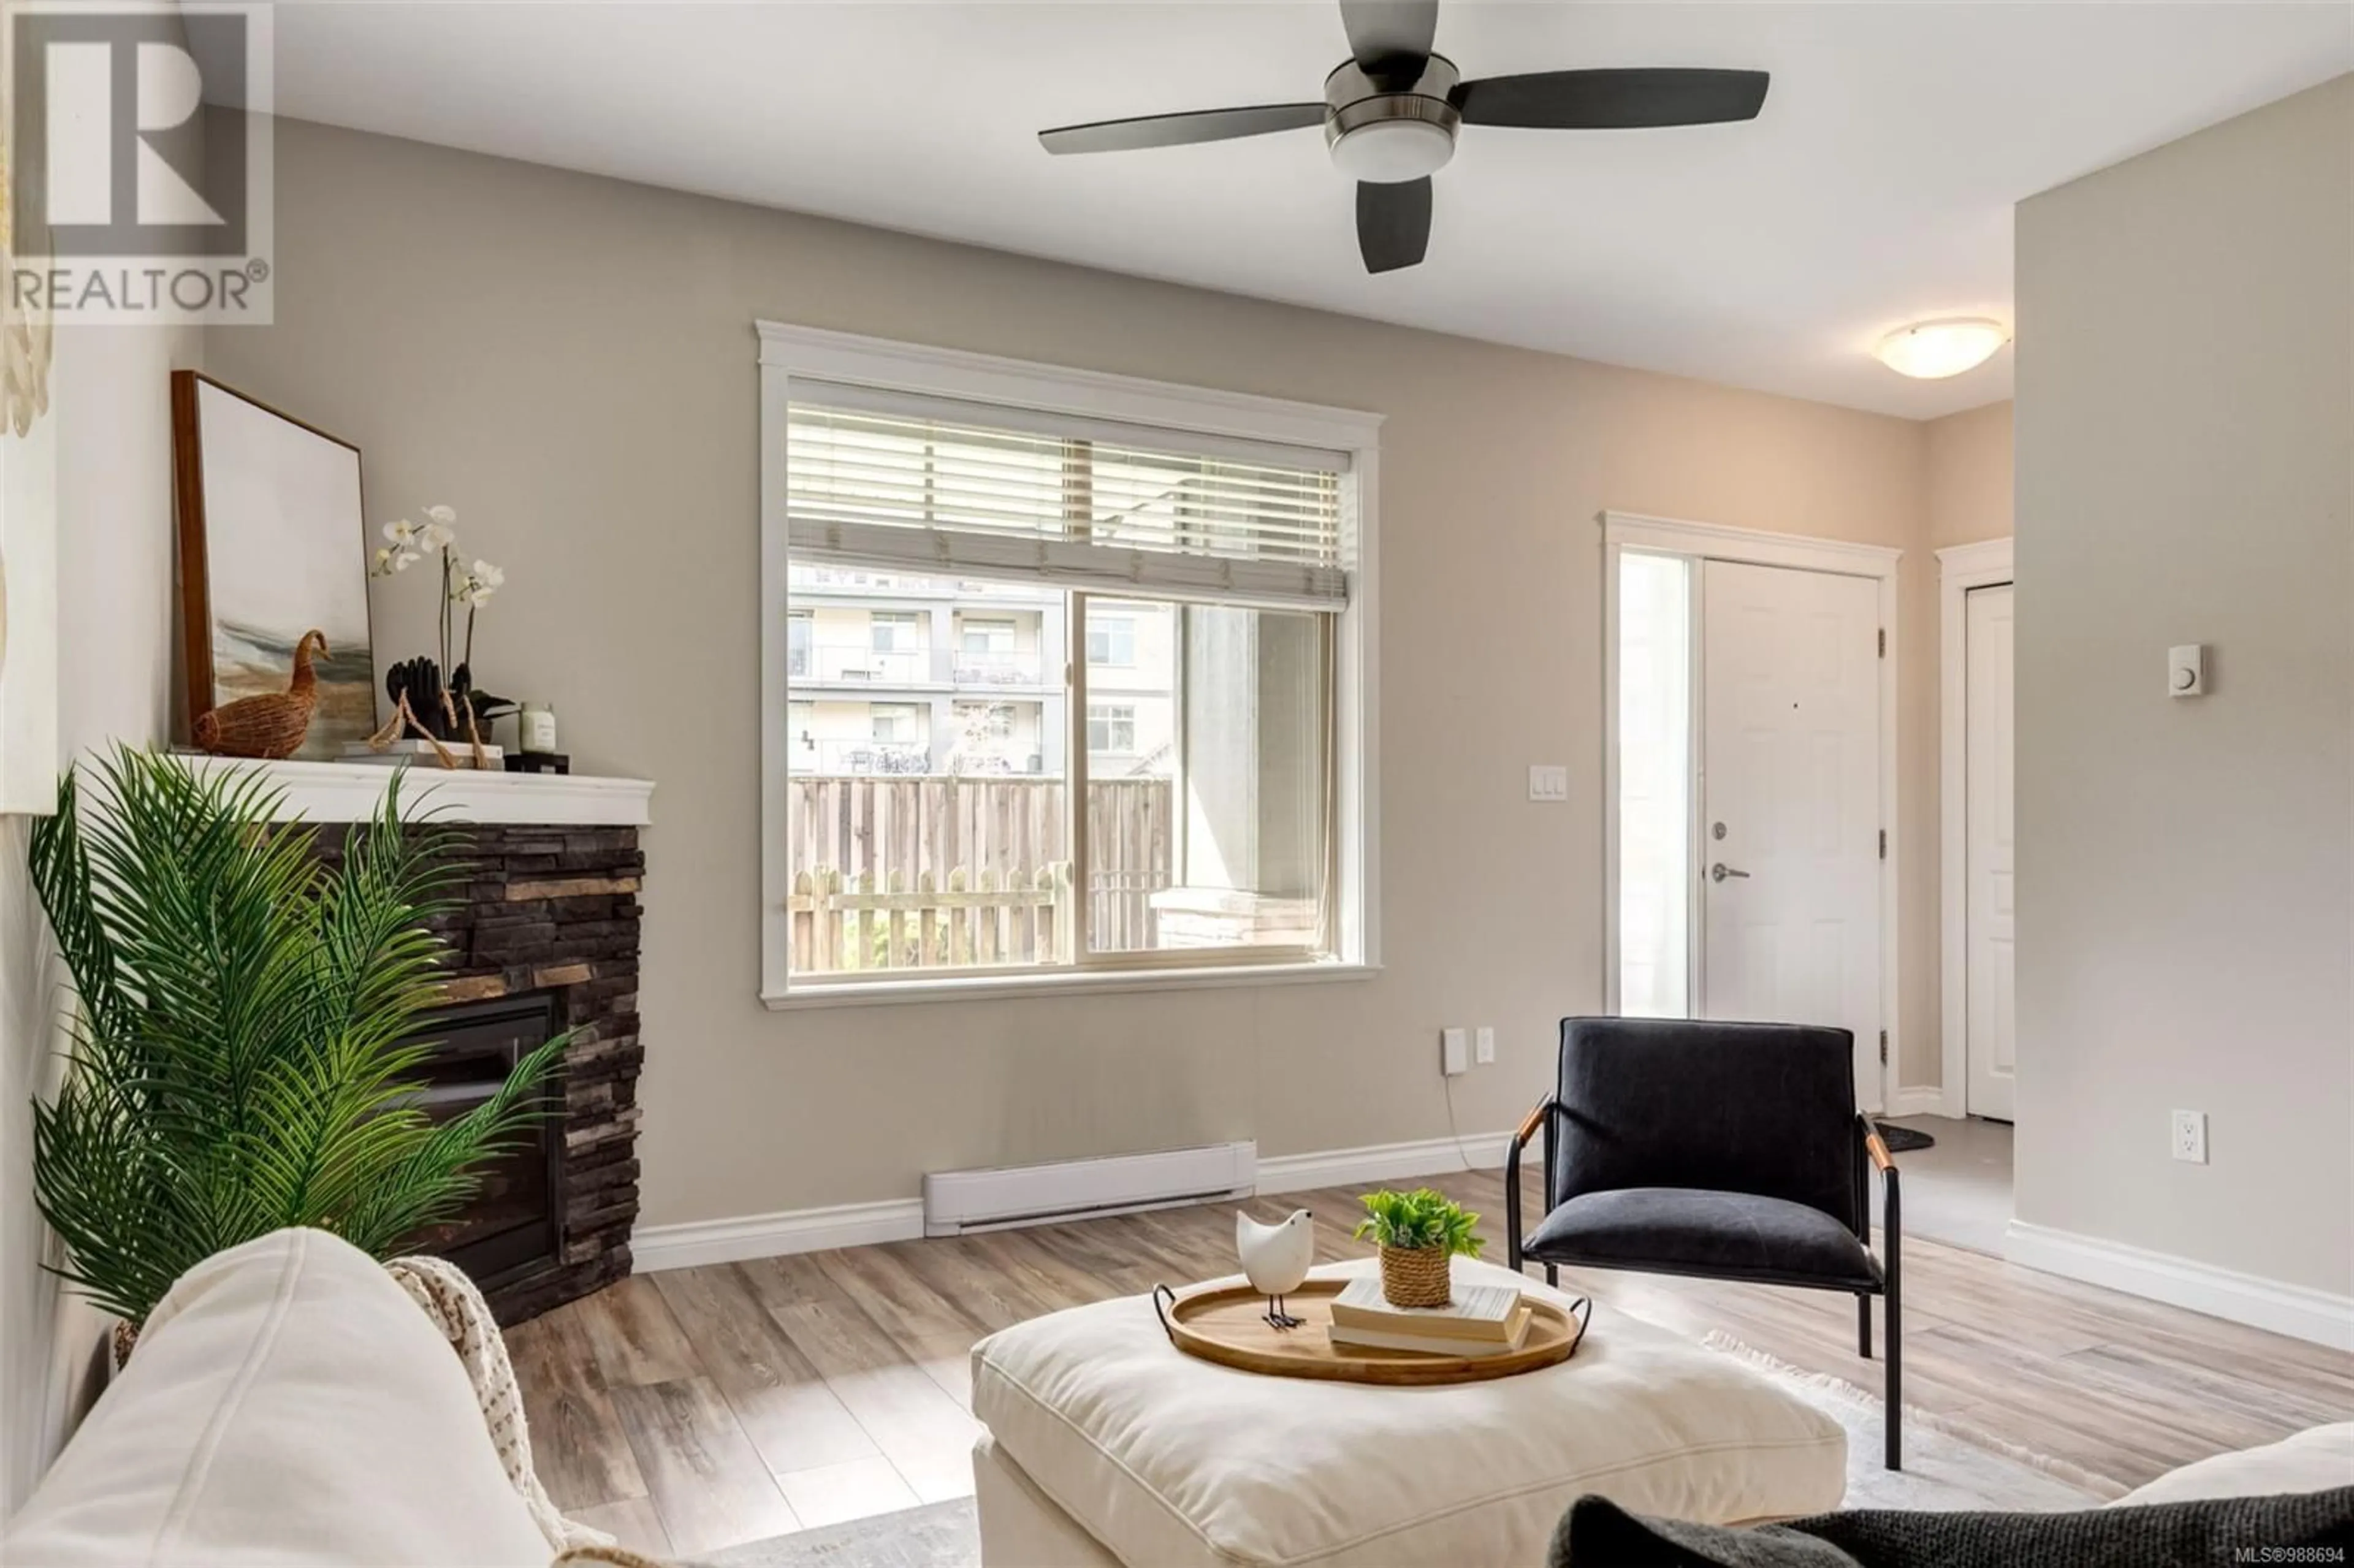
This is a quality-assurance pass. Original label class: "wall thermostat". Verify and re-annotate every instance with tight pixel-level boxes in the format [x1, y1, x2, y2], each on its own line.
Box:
[2168, 644, 2206, 698]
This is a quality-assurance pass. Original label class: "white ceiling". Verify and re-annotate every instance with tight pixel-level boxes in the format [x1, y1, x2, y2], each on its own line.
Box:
[256, 2, 2352, 419]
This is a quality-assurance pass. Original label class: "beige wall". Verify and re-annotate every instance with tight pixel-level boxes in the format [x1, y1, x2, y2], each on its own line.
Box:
[2013, 75, 2352, 1293]
[2, 0, 204, 1510]
[1927, 401, 2014, 550]
[203, 118, 1954, 1233]
[1902, 398, 2013, 1102]
[1, 320, 202, 1513]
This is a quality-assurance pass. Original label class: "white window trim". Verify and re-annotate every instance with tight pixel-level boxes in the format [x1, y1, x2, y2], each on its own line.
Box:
[761, 960, 1382, 1011]
[1599, 509, 1903, 1113]
[1936, 536, 2014, 1118]
[757, 320, 1383, 1007]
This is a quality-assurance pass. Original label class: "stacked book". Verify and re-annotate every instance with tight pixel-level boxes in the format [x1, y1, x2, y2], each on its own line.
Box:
[1325, 1277, 1533, 1357]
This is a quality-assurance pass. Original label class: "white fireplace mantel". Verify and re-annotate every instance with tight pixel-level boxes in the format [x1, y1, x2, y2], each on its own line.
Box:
[178, 755, 655, 827]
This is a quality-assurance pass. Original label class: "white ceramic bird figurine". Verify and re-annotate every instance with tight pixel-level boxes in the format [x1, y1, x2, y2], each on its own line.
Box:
[1236, 1208, 1316, 1329]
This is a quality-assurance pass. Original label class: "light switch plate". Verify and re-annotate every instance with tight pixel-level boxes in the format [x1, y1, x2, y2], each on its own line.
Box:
[1441, 1027, 1469, 1078]
[1528, 765, 1569, 802]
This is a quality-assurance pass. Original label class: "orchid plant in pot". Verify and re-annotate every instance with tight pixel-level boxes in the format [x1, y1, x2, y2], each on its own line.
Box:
[368, 505, 513, 761]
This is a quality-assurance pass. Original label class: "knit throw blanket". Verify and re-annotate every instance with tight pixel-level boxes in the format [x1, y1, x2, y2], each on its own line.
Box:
[386, 1255, 617, 1555]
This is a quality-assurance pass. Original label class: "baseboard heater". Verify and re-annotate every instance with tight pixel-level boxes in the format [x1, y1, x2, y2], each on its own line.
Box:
[923, 1141, 1257, 1238]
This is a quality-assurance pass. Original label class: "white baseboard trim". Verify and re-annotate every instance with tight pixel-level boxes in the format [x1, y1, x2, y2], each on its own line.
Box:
[2005, 1220, 2354, 1351]
[633, 1197, 925, 1273]
[1881, 1087, 1951, 1119]
[633, 1130, 1518, 1273]
[1256, 1131, 1514, 1194]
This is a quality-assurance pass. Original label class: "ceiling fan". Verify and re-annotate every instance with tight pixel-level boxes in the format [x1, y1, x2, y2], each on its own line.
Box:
[1038, 0, 1769, 275]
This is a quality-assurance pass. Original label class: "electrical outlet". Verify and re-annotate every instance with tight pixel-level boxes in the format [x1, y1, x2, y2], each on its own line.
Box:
[2171, 1109, 2208, 1164]
[1441, 1027, 1469, 1078]
[1474, 1026, 1496, 1065]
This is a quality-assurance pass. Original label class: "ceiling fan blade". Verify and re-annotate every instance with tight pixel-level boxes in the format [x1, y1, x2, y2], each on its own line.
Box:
[1039, 103, 1326, 156]
[1357, 178, 1431, 274]
[1452, 67, 1769, 129]
[1338, 0, 1439, 79]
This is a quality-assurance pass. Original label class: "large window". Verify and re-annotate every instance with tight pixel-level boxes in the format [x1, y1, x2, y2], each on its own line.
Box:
[760, 324, 1374, 999]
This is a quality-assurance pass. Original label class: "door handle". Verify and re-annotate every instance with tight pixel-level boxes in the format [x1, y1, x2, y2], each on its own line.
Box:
[1710, 862, 1750, 883]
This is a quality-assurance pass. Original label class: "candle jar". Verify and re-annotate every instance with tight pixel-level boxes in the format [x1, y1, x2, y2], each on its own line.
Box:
[519, 703, 558, 755]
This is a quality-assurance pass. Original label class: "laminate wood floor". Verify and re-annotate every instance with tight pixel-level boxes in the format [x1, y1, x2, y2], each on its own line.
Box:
[505, 1168, 2354, 1560]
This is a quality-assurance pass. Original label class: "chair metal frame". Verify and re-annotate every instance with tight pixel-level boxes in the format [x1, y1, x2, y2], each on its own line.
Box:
[1504, 1094, 1903, 1469]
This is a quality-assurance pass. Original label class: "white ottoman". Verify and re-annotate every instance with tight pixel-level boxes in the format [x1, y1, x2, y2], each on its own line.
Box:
[970, 1257, 1846, 1568]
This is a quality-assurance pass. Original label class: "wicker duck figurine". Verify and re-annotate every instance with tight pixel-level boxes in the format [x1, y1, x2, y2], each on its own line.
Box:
[193, 629, 326, 759]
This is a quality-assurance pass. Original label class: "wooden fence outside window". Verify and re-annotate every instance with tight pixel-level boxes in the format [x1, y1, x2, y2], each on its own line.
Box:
[786, 775, 1171, 972]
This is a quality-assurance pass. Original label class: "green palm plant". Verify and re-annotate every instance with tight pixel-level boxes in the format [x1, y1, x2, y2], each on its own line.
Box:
[28, 745, 565, 1328]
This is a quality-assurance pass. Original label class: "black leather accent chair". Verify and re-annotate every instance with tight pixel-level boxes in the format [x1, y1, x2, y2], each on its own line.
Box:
[1504, 1017, 1904, 1468]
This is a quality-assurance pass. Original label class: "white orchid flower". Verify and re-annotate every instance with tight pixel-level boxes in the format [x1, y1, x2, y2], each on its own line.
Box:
[419, 519, 455, 552]
[383, 518, 417, 546]
[391, 549, 419, 572]
[370, 546, 394, 576]
[422, 504, 456, 527]
[470, 560, 505, 593]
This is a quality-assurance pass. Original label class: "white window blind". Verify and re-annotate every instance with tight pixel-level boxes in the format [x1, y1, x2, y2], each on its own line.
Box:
[784, 381, 1350, 611]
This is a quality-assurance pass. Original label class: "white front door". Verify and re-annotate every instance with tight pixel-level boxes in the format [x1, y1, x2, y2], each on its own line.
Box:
[1964, 582, 2017, 1120]
[1700, 559, 1884, 1108]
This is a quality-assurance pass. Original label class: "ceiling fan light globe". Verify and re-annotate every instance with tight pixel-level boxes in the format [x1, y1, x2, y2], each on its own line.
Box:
[1874, 318, 2009, 379]
[1330, 119, 1455, 183]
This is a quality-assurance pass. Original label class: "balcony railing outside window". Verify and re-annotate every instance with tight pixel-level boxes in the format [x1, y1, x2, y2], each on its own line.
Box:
[790, 644, 1049, 687]
[794, 739, 934, 774]
[788, 741, 1049, 777]
[951, 649, 1046, 685]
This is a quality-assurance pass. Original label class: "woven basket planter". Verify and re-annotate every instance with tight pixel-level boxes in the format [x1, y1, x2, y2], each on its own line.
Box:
[1377, 1243, 1453, 1308]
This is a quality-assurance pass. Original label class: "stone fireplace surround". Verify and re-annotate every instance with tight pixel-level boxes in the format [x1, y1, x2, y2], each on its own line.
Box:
[188, 758, 655, 1325]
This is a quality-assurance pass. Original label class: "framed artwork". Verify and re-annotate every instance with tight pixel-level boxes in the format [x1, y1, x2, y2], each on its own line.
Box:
[172, 371, 377, 759]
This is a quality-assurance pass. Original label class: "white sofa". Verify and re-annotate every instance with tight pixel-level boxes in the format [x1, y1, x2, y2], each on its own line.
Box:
[4, 1228, 556, 1568]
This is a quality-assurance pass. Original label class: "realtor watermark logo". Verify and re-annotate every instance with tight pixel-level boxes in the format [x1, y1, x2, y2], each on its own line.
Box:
[7, 1, 272, 323]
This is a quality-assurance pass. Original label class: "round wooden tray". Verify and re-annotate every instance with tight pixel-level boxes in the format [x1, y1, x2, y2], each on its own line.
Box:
[1151, 1278, 1591, 1386]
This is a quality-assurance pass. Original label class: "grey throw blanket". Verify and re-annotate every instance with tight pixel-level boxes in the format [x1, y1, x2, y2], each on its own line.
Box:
[1546, 1486, 2354, 1567]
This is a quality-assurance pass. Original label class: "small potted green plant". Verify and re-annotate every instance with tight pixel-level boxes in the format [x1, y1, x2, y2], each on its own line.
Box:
[1354, 1187, 1483, 1308]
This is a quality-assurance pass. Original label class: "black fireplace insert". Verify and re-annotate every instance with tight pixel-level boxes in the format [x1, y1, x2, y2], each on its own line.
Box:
[401, 992, 566, 1290]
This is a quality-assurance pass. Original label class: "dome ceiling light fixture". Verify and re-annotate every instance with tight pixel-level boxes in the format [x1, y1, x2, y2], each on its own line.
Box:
[1875, 318, 2010, 379]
